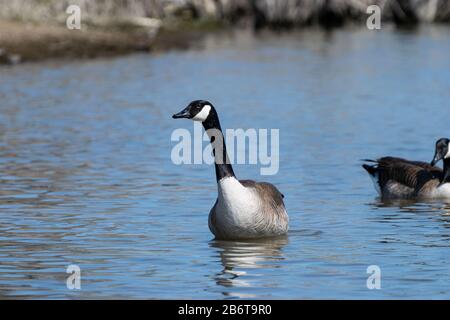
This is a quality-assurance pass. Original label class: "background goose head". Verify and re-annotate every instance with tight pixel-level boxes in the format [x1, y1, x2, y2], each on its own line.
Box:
[431, 138, 450, 166]
[172, 100, 215, 123]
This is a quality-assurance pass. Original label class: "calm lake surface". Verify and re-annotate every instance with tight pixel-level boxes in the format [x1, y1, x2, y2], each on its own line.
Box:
[1, 26, 450, 299]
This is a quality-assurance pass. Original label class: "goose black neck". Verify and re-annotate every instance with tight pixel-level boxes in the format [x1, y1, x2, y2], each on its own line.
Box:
[202, 109, 235, 182]
[442, 158, 450, 184]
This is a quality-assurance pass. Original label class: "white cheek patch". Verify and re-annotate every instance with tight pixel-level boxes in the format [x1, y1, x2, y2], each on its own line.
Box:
[445, 148, 450, 159]
[192, 105, 211, 122]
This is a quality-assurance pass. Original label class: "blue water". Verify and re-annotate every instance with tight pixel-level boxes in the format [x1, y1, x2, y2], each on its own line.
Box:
[1, 26, 450, 299]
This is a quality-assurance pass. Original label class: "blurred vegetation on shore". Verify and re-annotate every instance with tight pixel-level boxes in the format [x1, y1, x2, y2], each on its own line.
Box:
[1, 0, 449, 64]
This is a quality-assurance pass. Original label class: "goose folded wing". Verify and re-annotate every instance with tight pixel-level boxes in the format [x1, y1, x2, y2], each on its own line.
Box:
[240, 180, 285, 208]
[376, 157, 442, 189]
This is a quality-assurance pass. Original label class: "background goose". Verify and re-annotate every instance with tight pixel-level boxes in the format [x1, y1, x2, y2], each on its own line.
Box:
[362, 138, 450, 199]
[172, 100, 289, 240]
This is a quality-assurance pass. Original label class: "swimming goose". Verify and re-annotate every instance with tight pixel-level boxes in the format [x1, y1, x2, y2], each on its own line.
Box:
[172, 100, 289, 240]
[362, 138, 450, 199]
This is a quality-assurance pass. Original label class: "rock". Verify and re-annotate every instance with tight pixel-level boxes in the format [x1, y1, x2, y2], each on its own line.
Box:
[7, 54, 22, 65]
[0, 52, 22, 65]
[126, 17, 162, 29]
[0, 48, 9, 64]
[417, 0, 439, 22]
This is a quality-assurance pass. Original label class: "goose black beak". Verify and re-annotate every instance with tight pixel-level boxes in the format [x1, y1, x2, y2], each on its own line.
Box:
[172, 108, 191, 119]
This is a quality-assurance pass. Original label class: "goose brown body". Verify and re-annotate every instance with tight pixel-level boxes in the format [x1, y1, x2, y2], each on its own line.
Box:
[363, 157, 443, 199]
[209, 179, 288, 240]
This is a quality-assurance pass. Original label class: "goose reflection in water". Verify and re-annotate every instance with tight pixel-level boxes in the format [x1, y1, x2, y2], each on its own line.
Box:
[369, 199, 450, 232]
[209, 237, 288, 298]
[371, 198, 450, 213]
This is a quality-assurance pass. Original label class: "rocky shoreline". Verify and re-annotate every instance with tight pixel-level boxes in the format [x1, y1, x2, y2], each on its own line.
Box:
[0, 20, 217, 65]
[1, 0, 449, 65]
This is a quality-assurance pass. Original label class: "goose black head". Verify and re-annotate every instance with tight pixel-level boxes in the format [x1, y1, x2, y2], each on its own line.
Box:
[431, 138, 450, 166]
[172, 100, 214, 122]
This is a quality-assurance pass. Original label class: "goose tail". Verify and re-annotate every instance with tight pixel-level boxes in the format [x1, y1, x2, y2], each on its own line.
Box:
[361, 160, 382, 195]
[361, 159, 379, 177]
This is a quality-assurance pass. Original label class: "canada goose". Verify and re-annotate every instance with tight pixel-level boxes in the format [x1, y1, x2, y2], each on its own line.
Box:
[172, 100, 289, 240]
[362, 138, 450, 199]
